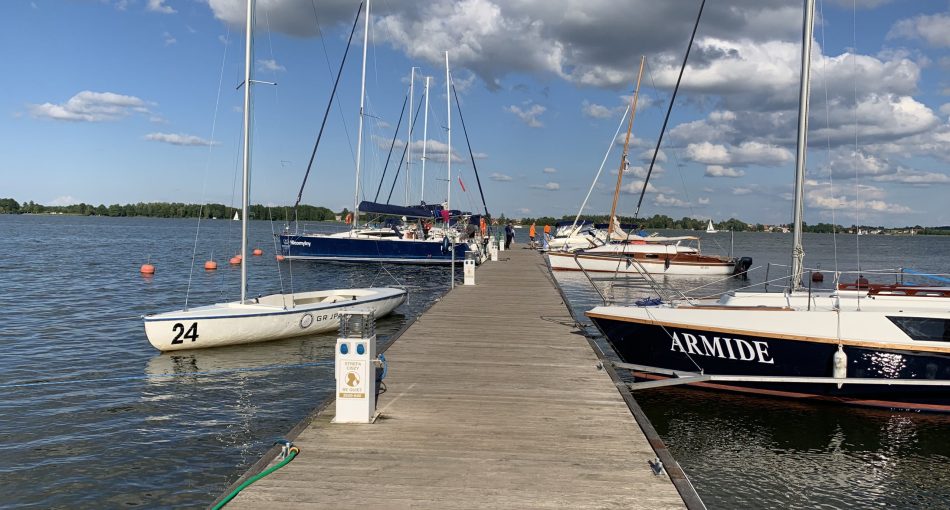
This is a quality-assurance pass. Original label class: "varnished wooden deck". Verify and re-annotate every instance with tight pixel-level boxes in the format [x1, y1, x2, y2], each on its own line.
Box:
[226, 247, 688, 509]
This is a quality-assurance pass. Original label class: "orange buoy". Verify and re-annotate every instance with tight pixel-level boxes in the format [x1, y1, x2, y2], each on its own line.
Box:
[140, 263, 155, 275]
[229, 255, 242, 265]
[345, 212, 353, 224]
[276, 254, 286, 262]
[204, 260, 218, 271]
[252, 248, 263, 256]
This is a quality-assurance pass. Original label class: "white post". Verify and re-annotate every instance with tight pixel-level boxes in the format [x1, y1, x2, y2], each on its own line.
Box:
[463, 250, 476, 285]
[420, 76, 430, 203]
[351, 0, 371, 233]
[334, 310, 378, 424]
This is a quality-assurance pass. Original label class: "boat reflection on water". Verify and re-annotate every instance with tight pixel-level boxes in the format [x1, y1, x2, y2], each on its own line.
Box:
[634, 384, 950, 508]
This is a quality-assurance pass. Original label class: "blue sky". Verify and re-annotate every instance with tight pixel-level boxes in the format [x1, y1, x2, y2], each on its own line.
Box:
[4, 0, 950, 226]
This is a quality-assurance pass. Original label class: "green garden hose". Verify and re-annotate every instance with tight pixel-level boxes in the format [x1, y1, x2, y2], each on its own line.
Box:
[212, 446, 299, 509]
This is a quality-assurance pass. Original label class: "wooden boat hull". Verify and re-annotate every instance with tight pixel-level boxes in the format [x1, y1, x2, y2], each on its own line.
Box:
[547, 251, 736, 275]
[143, 288, 407, 351]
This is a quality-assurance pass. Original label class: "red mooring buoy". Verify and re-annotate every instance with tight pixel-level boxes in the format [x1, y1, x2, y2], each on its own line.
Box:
[204, 260, 218, 270]
[811, 271, 823, 282]
[276, 254, 286, 262]
[252, 248, 263, 256]
[229, 255, 242, 265]
[140, 263, 155, 275]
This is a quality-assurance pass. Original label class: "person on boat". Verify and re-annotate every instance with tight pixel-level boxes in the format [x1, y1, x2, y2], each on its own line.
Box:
[529, 223, 536, 246]
[505, 222, 515, 249]
[440, 208, 450, 226]
[422, 219, 431, 240]
[543, 224, 551, 237]
[480, 217, 487, 237]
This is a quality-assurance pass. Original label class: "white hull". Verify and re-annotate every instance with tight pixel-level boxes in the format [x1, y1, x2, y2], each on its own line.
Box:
[143, 287, 407, 352]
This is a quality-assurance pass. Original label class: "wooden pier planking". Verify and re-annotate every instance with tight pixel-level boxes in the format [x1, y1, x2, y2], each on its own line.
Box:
[226, 247, 689, 509]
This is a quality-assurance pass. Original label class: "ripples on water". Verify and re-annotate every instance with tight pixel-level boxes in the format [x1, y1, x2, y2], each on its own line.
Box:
[2, 215, 948, 508]
[0, 215, 454, 507]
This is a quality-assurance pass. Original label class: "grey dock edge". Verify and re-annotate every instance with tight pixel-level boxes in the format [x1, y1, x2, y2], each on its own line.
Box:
[212, 249, 703, 509]
[543, 257, 706, 510]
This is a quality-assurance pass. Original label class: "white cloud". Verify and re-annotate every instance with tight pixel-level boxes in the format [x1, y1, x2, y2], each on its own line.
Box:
[145, 132, 215, 146]
[620, 180, 658, 194]
[704, 165, 745, 178]
[48, 195, 79, 206]
[686, 141, 792, 167]
[888, 13, 950, 47]
[530, 182, 559, 191]
[146, 0, 176, 14]
[490, 172, 512, 181]
[517, 208, 531, 214]
[163, 31, 176, 45]
[653, 193, 689, 207]
[732, 187, 754, 195]
[806, 182, 911, 214]
[505, 103, 545, 128]
[581, 100, 616, 119]
[257, 59, 286, 73]
[697, 197, 710, 205]
[542, 167, 557, 174]
[29, 91, 150, 122]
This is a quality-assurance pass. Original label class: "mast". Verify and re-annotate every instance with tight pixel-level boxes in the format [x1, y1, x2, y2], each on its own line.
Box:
[240, 0, 254, 303]
[607, 56, 645, 241]
[352, 0, 371, 232]
[790, 0, 815, 291]
[445, 51, 452, 217]
[406, 67, 416, 206]
[420, 76, 430, 202]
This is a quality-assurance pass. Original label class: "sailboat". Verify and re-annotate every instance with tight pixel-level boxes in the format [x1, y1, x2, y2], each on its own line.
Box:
[232, 210, 240, 221]
[143, 0, 406, 352]
[278, 4, 476, 264]
[586, 0, 950, 412]
[547, 57, 744, 276]
[705, 220, 717, 233]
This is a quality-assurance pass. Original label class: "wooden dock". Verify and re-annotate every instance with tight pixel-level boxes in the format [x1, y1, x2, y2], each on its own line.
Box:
[223, 247, 694, 509]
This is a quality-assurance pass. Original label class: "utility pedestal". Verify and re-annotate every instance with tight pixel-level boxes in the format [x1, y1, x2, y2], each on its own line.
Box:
[334, 310, 377, 424]
[464, 251, 476, 285]
[498, 234, 505, 252]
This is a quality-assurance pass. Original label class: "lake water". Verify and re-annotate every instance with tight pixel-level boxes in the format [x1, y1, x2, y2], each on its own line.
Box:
[0, 215, 947, 508]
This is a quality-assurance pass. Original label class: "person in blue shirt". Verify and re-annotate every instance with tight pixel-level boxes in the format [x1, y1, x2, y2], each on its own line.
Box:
[504, 222, 515, 249]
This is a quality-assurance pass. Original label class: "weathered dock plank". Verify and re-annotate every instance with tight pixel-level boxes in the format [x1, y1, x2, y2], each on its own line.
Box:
[225, 247, 689, 509]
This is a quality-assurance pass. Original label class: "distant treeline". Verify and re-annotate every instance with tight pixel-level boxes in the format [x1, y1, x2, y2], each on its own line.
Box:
[515, 212, 950, 235]
[0, 198, 337, 221]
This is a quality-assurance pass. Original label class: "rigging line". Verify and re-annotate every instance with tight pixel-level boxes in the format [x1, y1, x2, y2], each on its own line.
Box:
[293, 1, 365, 226]
[185, 23, 231, 310]
[817, 0, 840, 277]
[374, 93, 409, 202]
[451, 83, 490, 223]
[268, 208, 288, 308]
[635, 0, 706, 219]
[570, 104, 630, 234]
[309, 0, 357, 169]
[385, 93, 427, 204]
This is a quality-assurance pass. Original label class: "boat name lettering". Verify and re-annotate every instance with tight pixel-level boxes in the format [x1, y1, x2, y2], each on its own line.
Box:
[314, 313, 340, 322]
[289, 240, 311, 247]
[670, 331, 774, 364]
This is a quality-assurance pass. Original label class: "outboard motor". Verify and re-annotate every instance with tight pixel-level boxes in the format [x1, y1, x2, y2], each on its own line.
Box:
[732, 256, 753, 279]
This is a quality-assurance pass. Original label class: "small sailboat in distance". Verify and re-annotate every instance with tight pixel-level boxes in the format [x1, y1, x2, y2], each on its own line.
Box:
[232, 210, 240, 221]
[143, 0, 406, 352]
[706, 219, 717, 233]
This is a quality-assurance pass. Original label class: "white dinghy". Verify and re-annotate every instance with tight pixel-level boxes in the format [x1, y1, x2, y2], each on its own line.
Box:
[143, 0, 406, 352]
